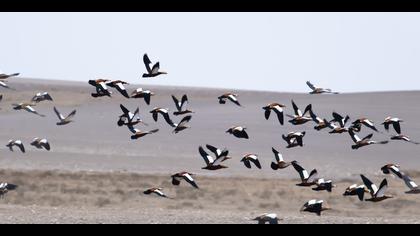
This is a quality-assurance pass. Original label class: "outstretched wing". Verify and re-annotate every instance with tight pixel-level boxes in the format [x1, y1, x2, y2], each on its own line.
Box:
[143, 54, 152, 73]
[291, 100, 302, 116]
[172, 95, 181, 111]
[120, 104, 130, 115]
[151, 62, 160, 74]
[403, 175, 418, 190]
[54, 107, 65, 121]
[292, 162, 308, 181]
[199, 146, 214, 165]
[349, 130, 362, 143]
[361, 175, 378, 196]
[180, 94, 189, 109]
[306, 81, 317, 91]
[375, 179, 388, 198]
[64, 110, 77, 121]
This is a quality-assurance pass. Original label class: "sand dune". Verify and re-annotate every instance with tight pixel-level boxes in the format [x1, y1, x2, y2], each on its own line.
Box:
[1, 78, 420, 223]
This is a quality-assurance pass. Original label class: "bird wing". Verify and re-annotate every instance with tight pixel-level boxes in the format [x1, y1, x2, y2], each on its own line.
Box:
[332, 112, 346, 127]
[361, 175, 378, 196]
[306, 81, 317, 91]
[292, 162, 308, 181]
[349, 130, 362, 143]
[362, 133, 374, 141]
[64, 110, 77, 121]
[98, 82, 108, 92]
[54, 107, 65, 121]
[307, 169, 318, 183]
[172, 95, 181, 111]
[272, 147, 284, 162]
[183, 174, 199, 189]
[143, 54, 152, 73]
[180, 94, 189, 109]
[393, 122, 402, 134]
[303, 104, 312, 116]
[120, 104, 130, 115]
[151, 62, 161, 74]
[227, 94, 241, 106]
[177, 115, 192, 127]
[272, 105, 284, 125]
[403, 175, 418, 190]
[199, 146, 214, 165]
[363, 120, 378, 132]
[375, 179, 388, 198]
[389, 165, 403, 179]
[309, 109, 322, 124]
[161, 112, 176, 127]
[16, 142, 25, 153]
[0, 81, 9, 88]
[115, 83, 129, 98]
[292, 100, 302, 116]
[45, 93, 53, 101]
[127, 125, 140, 134]
[206, 144, 222, 157]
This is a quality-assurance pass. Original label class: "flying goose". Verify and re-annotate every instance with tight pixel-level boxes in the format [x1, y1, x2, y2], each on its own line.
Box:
[300, 199, 331, 216]
[352, 118, 380, 133]
[402, 175, 420, 194]
[6, 140, 25, 153]
[241, 154, 262, 169]
[0, 72, 19, 80]
[291, 161, 318, 187]
[382, 117, 403, 134]
[131, 88, 155, 105]
[390, 134, 420, 145]
[226, 126, 249, 139]
[150, 108, 176, 127]
[54, 107, 76, 125]
[30, 138, 51, 151]
[326, 112, 351, 134]
[287, 100, 312, 125]
[218, 93, 241, 107]
[31, 92, 53, 103]
[173, 115, 192, 134]
[263, 103, 286, 125]
[252, 213, 280, 224]
[88, 79, 112, 97]
[172, 95, 193, 116]
[349, 130, 388, 150]
[343, 184, 368, 201]
[128, 125, 159, 140]
[142, 54, 167, 78]
[306, 81, 338, 95]
[171, 172, 199, 189]
[12, 103, 45, 117]
[312, 178, 335, 192]
[361, 175, 393, 202]
[199, 146, 230, 170]
[381, 164, 404, 179]
[106, 80, 130, 98]
[282, 132, 306, 148]
[270, 148, 292, 170]
[118, 104, 147, 127]
[143, 188, 169, 198]
[308, 108, 330, 131]
[0, 183, 18, 199]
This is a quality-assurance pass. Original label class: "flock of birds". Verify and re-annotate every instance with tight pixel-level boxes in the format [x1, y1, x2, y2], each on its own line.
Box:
[1, 54, 420, 224]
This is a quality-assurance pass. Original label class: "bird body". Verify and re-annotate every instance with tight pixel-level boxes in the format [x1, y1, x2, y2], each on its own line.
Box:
[30, 137, 51, 151]
[226, 126, 249, 139]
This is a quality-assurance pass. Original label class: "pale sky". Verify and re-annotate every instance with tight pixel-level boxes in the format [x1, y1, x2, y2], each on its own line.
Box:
[1, 12, 419, 93]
